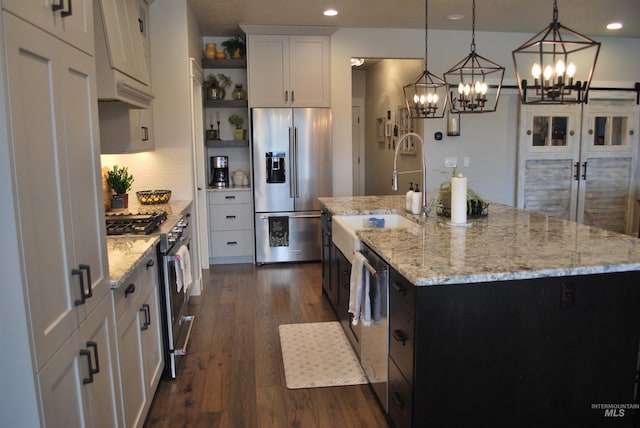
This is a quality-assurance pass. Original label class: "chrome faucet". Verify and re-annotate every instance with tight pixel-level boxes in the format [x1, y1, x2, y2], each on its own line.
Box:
[392, 132, 432, 216]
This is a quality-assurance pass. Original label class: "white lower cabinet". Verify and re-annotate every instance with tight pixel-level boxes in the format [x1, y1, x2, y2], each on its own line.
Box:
[209, 191, 254, 263]
[113, 253, 163, 428]
[38, 294, 122, 428]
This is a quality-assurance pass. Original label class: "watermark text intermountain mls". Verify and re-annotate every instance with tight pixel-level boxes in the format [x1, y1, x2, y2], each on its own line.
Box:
[592, 403, 639, 417]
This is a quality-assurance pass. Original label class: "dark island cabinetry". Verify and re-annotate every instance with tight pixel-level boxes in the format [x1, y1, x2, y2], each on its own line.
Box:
[388, 269, 640, 428]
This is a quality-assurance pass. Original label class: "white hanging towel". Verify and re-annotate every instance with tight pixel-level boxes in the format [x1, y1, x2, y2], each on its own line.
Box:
[174, 245, 192, 293]
[348, 252, 372, 326]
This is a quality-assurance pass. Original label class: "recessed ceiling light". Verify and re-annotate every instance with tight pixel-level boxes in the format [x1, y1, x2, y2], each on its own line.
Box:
[447, 14, 464, 21]
[323, 9, 338, 17]
[607, 22, 623, 30]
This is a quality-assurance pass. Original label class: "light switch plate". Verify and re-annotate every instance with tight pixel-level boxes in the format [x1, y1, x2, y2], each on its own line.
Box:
[444, 157, 458, 167]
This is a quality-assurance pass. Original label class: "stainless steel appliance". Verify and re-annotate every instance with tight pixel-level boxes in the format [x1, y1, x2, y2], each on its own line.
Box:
[210, 155, 229, 187]
[358, 244, 389, 412]
[252, 108, 332, 263]
[158, 213, 195, 378]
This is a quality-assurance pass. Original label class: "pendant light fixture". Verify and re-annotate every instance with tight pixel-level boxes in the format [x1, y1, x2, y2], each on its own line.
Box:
[403, 0, 448, 119]
[444, 0, 504, 114]
[512, 0, 600, 104]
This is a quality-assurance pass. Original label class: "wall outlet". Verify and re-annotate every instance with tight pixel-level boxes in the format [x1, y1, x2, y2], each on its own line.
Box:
[444, 157, 458, 167]
[463, 156, 470, 167]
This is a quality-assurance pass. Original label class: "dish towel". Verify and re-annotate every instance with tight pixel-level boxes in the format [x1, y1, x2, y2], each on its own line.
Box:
[348, 252, 372, 327]
[174, 245, 192, 293]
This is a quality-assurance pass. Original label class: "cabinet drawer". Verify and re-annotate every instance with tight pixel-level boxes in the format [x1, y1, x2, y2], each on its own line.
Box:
[209, 191, 252, 205]
[390, 270, 416, 316]
[112, 255, 156, 322]
[388, 358, 413, 428]
[389, 300, 415, 384]
[210, 230, 253, 257]
[210, 204, 253, 230]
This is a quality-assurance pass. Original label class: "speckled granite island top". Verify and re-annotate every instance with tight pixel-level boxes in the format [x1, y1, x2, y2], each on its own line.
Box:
[106, 200, 192, 288]
[319, 195, 640, 286]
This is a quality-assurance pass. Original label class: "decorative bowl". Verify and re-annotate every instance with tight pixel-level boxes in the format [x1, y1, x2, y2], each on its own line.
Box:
[136, 190, 171, 205]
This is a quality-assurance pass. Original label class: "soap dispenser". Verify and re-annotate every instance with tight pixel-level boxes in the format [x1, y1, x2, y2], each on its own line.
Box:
[411, 184, 422, 215]
[405, 182, 414, 212]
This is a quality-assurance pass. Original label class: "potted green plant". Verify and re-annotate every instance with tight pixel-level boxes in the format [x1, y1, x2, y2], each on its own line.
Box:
[228, 114, 245, 140]
[437, 166, 487, 217]
[215, 73, 232, 99]
[221, 36, 246, 59]
[106, 165, 134, 209]
[204, 74, 219, 100]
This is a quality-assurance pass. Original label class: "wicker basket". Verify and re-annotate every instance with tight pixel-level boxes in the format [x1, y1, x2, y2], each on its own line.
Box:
[136, 190, 171, 205]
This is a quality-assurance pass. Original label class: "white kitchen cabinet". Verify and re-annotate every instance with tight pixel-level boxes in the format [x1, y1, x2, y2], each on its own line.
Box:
[517, 99, 639, 234]
[247, 35, 330, 107]
[3, 0, 94, 55]
[208, 191, 254, 263]
[113, 253, 163, 428]
[96, 0, 149, 86]
[99, 102, 154, 153]
[38, 294, 122, 428]
[3, 11, 109, 370]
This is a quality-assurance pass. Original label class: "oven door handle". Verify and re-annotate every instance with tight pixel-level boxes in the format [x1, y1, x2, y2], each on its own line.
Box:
[165, 237, 192, 259]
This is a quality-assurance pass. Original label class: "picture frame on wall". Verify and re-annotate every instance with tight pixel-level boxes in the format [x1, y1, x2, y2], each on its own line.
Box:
[377, 117, 385, 143]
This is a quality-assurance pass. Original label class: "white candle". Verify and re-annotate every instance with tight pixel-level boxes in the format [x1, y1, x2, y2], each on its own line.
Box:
[451, 173, 467, 225]
[216, 111, 220, 122]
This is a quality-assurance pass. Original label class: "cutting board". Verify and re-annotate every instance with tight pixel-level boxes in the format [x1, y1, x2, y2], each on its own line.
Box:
[102, 166, 111, 211]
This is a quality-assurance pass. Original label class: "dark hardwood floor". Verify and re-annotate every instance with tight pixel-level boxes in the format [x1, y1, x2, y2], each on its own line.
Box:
[145, 263, 389, 428]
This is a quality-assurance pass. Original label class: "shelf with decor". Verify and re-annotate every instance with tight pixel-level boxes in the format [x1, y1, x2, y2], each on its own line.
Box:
[204, 99, 248, 108]
[202, 58, 246, 69]
[205, 139, 249, 148]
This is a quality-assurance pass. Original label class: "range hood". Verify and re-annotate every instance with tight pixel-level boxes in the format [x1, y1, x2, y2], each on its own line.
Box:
[94, 0, 153, 108]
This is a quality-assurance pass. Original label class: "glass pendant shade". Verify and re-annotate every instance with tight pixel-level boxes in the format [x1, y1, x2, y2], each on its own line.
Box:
[403, 0, 448, 119]
[444, 0, 505, 114]
[512, 0, 600, 104]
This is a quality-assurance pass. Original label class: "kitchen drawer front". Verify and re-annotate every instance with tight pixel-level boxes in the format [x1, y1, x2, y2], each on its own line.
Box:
[209, 191, 252, 205]
[210, 230, 253, 257]
[389, 297, 415, 384]
[210, 204, 253, 231]
[388, 358, 413, 428]
[112, 256, 157, 322]
[390, 270, 416, 317]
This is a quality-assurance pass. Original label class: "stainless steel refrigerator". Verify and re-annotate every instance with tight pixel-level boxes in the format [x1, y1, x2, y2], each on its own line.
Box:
[252, 108, 332, 263]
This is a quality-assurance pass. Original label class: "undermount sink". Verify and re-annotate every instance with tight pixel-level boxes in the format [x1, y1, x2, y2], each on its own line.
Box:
[332, 214, 418, 259]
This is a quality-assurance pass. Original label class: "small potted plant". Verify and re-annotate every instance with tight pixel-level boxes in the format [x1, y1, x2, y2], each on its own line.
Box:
[204, 74, 219, 100]
[228, 114, 245, 140]
[106, 165, 134, 209]
[221, 36, 246, 59]
[215, 73, 232, 99]
[437, 166, 487, 217]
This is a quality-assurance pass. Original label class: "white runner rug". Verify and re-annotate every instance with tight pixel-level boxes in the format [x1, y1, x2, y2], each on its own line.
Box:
[279, 321, 367, 389]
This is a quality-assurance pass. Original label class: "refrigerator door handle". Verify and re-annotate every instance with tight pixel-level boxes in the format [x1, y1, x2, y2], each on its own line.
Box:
[288, 127, 294, 198]
[294, 127, 299, 198]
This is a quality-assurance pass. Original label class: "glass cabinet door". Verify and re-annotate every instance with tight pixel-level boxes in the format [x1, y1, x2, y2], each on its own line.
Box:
[532, 115, 568, 146]
[591, 115, 628, 146]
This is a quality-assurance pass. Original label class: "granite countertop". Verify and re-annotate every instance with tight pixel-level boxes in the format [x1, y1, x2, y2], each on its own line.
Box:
[106, 200, 192, 288]
[319, 195, 640, 286]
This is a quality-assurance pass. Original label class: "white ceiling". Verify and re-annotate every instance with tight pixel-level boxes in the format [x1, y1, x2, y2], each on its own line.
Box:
[187, 0, 640, 38]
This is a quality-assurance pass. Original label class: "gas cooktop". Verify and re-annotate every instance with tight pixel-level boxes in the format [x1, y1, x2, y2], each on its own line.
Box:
[105, 211, 167, 236]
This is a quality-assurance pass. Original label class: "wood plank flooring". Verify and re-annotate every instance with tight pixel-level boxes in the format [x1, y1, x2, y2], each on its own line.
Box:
[145, 263, 389, 428]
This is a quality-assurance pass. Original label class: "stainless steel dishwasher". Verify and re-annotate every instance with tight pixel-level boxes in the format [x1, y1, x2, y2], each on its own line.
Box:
[358, 244, 389, 412]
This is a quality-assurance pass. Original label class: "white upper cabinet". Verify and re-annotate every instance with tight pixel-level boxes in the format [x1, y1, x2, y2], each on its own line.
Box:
[3, 0, 94, 55]
[248, 35, 330, 107]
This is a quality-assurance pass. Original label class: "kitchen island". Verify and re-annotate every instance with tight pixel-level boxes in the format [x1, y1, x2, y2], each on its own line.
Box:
[319, 195, 640, 428]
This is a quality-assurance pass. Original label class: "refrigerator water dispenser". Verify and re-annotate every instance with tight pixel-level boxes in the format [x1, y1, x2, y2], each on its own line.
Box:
[266, 152, 286, 183]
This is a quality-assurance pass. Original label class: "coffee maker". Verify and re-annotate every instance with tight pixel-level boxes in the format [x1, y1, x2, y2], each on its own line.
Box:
[210, 156, 229, 187]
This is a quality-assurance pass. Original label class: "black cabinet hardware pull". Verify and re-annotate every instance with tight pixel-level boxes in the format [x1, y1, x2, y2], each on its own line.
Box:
[226, 215, 237, 219]
[87, 341, 100, 376]
[72, 268, 85, 306]
[574, 162, 580, 180]
[392, 392, 404, 409]
[138, 18, 144, 33]
[61, 0, 72, 17]
[141, 126, 149, 141]
[79, 349, 93, 384]
[392, 281, 407, 295]
[225, 195, 236, 200]
[291, 90, 295, 103]
[140, 304, 150, 330]
[146, 259, 155, 270]
[51, 0, 64, 12]
[392, 329, 407, 346]
[79, 264, 93, 300]
[581, 162, 588, 180]
[227, 241, 238, 245]
[125, 283, 136, 297]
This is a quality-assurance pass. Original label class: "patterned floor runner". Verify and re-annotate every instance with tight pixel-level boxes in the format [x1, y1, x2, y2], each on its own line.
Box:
[279, 321, 367, 389]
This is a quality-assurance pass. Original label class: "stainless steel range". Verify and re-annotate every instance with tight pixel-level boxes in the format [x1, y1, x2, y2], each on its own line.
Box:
[105, 209, 195, 379]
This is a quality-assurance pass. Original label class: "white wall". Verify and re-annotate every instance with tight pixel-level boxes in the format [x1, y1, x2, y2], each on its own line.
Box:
[332, 27, 640, 205]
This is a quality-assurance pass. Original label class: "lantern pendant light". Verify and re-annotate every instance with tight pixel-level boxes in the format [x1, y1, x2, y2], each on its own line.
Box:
[403, 0, 449, 119]
[512, 0, 600, 104]
[444, 0, 505, 114]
